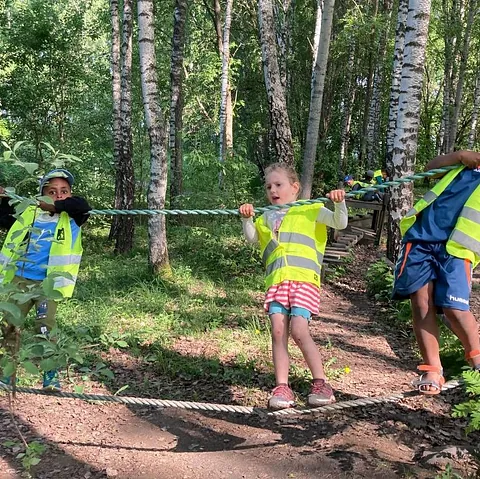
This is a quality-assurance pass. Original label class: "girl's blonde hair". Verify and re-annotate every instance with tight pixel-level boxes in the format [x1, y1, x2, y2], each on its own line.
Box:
[264, 162, 300, 186]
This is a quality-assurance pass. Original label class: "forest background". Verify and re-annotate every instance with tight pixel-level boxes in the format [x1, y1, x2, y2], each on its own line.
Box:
[1, 0, 479, 267]
[2, 1, 480, 468]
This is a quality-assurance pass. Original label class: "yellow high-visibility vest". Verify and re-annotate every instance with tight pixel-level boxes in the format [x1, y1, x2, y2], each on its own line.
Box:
[400, 165, 480, 267]
[255, 204, 327, 288]
[0, 206, 83, 298]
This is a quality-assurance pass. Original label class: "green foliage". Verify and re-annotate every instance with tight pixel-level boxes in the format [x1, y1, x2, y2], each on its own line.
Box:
[365, 260, 394, 301]
[3, 439, 46, 476]
[434, 464, 464, 479]
[452, 370, 480, 434]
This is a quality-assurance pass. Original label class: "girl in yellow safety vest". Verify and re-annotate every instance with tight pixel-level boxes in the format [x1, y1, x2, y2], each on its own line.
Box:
[239, 163, 348, 410]
[392, 150, 480, 395]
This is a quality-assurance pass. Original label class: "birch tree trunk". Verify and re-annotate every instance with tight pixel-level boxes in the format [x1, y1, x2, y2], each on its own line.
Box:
[212, 0, 233, 154]
[219, 0, 233, 165]
[360, 0, 379, 166]
[312, 0, 323, 69]
[110, 0, 121, 196]
[339, 46, 355, 174]
[468, 70, 480, 149]
[110, 0, 135, 254]
[448, 0, 476, 150]
[300, 0, 335, 198]
[387, 0, 431, 262]
[385, 0, 408, 166]
[273, 0, 292, 90]
[138, 0, 169, 273]
[258, 0, 294, 165]
[366, 0, 394, 168]
[440, 0, 460, 153]
[169, 0, 187, 209]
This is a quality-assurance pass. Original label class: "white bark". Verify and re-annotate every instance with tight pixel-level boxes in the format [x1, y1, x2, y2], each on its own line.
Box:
[273, 0, 292, 90]
[312, 0, 323, 70]
[110, 0, 121, 177]
[138, 0, 169, 272]
[385, 0, 408, 166]
[219, 0, 233, 165]
[169, 0, 187, 207]
[387, 0, 431, 262]
[339, 47, 355, 173]
[300, 0, 335, 199]
[468, 70, 480, 149]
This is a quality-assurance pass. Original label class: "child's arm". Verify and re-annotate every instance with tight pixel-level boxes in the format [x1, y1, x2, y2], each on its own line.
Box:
[239, 203, 258, 243]
[39, 197, 91, 227]
[317, 190, 348, 230]
[426, 150, 480, 171]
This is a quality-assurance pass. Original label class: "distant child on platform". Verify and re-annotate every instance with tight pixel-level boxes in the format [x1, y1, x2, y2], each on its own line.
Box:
[239, 163, 348, 410]
[392, 150, 480, 395]
[0, 169, 91, 391]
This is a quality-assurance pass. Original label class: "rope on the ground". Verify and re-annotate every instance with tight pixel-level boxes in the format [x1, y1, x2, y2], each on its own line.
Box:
[4, 166, 458, 217]
[0, 378, 463, 417]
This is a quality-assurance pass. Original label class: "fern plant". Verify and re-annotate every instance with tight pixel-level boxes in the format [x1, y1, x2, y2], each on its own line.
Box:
[452, 370, 480, 434]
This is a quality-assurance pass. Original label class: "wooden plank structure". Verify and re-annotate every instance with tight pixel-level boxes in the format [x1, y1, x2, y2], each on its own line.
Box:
[321, 193, 389, 281]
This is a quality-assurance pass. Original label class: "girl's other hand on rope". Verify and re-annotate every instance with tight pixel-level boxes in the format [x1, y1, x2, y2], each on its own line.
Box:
[327, 190, 345, 203]
[239, 203, 255, 218]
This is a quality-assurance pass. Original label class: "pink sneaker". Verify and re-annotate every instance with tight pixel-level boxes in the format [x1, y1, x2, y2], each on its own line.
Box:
[307, 379, 335, 407]
[268, 384, 296, 410]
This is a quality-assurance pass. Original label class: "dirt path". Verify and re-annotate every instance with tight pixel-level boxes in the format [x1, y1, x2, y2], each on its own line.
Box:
[1, 244, 479, 479]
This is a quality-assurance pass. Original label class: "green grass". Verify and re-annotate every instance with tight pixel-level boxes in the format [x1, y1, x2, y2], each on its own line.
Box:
[2, 221, 347, 404]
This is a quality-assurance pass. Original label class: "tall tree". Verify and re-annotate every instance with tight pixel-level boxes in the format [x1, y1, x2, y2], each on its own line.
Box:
[110, 0, 135, 254]
[366, 0, 394, 168]
[169, 0, 187, 208]
[448, 0, 477, 150]
[110, 0, 122, 209]
[301, 0, 335, 198]
[218, 0, 233, 165]
[387, 0, 432, 262]
[138, 0, 169, 273]
[258, 0, 294, 165]
[386, 0, 408, 165]
[468, 69, 480, 148]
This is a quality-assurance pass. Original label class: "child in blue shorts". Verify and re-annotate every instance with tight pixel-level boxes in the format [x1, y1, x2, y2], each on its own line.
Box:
[392, 150, 480, 395]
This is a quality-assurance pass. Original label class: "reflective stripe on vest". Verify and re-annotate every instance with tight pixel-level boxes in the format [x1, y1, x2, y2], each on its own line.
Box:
[256, 204, 327, 288]
[0, 206, 83, 298]
[400, 165, 480, 267]
[400, 166, 465, 236]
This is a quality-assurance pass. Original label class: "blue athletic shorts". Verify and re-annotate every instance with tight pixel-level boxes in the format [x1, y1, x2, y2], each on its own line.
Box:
[268, 301, 312, 320]
[392, 242, 473, 311]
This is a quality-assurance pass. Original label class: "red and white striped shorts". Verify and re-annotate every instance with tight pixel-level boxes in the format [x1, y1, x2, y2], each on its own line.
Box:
[264, 280, 320, 316]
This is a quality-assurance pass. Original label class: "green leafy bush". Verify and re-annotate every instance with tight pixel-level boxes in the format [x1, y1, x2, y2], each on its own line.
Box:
[365, 260, 394, 301]
[452, 370, 480, 434]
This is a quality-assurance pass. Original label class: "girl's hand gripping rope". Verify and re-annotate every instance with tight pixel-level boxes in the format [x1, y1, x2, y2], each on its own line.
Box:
[239, 203, 255, 218]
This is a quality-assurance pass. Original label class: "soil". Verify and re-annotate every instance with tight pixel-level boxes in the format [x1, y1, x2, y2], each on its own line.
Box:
[1, 242, 479, 479]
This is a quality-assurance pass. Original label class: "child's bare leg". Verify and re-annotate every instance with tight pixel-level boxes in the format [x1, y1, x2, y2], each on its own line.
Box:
[411, 282, 442, 391]
[443, 308, 480, 368]
[290, 317, 326, 380]
[270, 313, 290, 384]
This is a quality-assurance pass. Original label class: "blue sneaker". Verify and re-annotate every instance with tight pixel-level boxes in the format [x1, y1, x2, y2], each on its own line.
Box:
[0, 376, 11, 387]
[42, 370, 61, 391]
